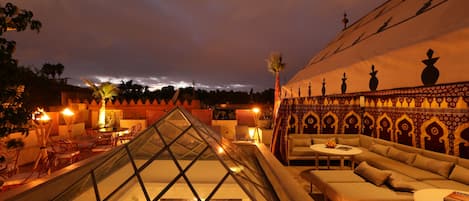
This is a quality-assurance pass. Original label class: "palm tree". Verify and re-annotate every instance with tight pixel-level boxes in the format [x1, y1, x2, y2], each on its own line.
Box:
[55, 63, 64, 79]
[83, 79, 119, 128]
[266, 52, 285, 121]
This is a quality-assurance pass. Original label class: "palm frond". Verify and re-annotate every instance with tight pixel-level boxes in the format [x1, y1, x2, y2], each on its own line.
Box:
[266, 52, 285, 74]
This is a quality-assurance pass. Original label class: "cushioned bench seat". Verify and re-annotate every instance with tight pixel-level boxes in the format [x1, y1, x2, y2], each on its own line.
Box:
[422, 179, 469, 192]
[325, 182, 413, 201]
[310, 170, 366, 192]
[287, 134, 359, 165]
[308, 135, 469, 201]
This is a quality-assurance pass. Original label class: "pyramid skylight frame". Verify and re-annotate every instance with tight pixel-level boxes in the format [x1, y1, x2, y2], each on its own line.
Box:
[52, 106, 279, 201]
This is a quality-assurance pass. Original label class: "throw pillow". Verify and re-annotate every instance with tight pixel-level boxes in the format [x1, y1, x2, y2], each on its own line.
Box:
[449, 165, 469, 185]
[369, 143, 390, 156]
[354, 161, 391, 186]
[338, 137, 360, 147]
[387, 147, 417, 164]
[412, 154, 454, 178]
[387, 176, 415, 192]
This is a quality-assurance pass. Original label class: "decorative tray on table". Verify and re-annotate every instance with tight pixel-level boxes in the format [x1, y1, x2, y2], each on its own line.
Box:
[335, 146, 352, 151]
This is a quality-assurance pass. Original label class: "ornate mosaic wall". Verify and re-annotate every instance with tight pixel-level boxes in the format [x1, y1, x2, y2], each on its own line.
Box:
[271, 82, 469, 163]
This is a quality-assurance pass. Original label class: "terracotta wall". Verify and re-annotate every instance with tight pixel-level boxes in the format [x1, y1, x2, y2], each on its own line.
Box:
[65, 98, 201, 128]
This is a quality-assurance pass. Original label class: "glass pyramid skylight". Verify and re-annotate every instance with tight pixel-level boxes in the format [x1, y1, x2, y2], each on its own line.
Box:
[52, 106, 279, 201]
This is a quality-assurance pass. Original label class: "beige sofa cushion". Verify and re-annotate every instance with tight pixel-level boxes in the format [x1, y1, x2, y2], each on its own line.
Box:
[387, 147, 417, 164]
[387, 177, 434, 192]
[386, 172, 434, 192]
[291, 147, 315, 156]
[458, 158, 469, 169]
[338, 137, 360, 147]
[292, 138, 311, 147]
[369, 143, 390, 156]
[449, 165, 469, 185]
[354, 161, 391, 186]
[423, 179, 469, 192]
[325, 182, 413, 201]
[309, 170, 366, 192]
[313, 138, 333, 145]
[354, 150, 446, 180]
[412, 154, 454, 178]
[393, 143, 422, 155]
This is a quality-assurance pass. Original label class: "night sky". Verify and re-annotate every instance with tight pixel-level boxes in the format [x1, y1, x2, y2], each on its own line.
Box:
[6, 0, 384, 91]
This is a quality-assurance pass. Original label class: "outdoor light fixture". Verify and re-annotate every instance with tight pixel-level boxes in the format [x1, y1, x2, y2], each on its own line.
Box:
[251, 107, 262, 143]
[32, 108, 53, 175]
[61, 108, 75, 139]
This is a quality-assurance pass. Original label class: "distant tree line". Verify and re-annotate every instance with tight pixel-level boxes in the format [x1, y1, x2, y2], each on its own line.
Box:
[117, 80, 274, 107]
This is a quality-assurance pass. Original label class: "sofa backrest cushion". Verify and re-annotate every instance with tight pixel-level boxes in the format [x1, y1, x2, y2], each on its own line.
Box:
[387, 147, 417, 164]
[449, 165, 469, 185]
[358, 135, 373, 148]
[369, 143, 390, 156]
[372, 137, 395, 147]
[458, 158, 469, 169]
[292, 138, 311, 147]
[313, 138, 333, 145]
[421, 150, 458, 163]
[338, 137, 360, 147]
[412, 154, 454, 178]
[393, 143, 422, 155]
[354, 161, 391, 186]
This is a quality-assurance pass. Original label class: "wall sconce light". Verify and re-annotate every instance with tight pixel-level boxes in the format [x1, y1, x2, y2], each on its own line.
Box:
[61, 108, 75, 138]
[251, 107, 262, 143]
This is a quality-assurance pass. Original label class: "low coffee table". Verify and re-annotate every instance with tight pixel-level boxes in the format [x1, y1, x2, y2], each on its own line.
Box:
[414, 188, 469, 201]
[310, 144, 362, 170]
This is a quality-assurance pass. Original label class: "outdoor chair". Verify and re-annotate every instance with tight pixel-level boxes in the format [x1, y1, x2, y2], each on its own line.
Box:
[119, 123, 142, 144]
[50, 139, 80, 167]
[91, 133, 115, 152]
[0, 148, 21, 179]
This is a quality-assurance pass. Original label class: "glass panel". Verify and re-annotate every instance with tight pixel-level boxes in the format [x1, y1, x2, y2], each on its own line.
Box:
[94, 148, 134, 199]
[169, 128, 207, 163]
[162, 110, 191, 130]
[207, 175, 251, 201]
[107, 176, 143, 201]
[233, 176, 273, 201]
[157, 120, 185, 145]
[53, 174, 95, 201]
[139, 150, 181, 200]
[127, 127, 165, 168]
[157, 177, 197, 200]
[184, 149, 228, 199]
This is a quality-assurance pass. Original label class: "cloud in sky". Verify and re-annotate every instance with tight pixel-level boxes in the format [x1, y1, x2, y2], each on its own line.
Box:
[6, 0, 385, 91]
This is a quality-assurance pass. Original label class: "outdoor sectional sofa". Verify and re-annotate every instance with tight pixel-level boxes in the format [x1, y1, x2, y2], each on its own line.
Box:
[295, 134, 469, 201]
[286, 134, 361, 166]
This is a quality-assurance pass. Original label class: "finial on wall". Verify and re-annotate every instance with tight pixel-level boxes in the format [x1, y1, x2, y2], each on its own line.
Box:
[341, 73, 347, 94]
[421, 48, 439, 86]
[342, 12, 349, 30]
[369, 65, 378, 91]
[322, 78, 326, 96]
